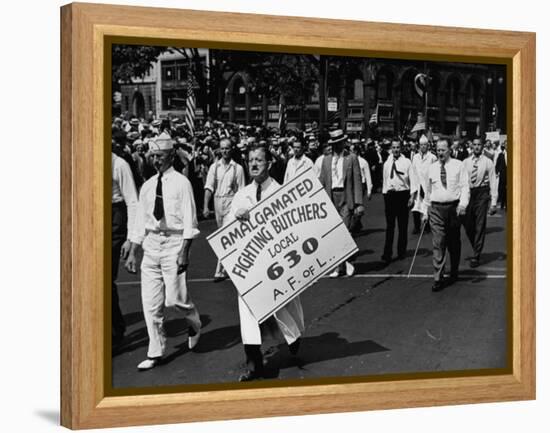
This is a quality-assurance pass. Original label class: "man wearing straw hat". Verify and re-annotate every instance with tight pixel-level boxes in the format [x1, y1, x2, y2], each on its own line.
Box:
[316, 129, 364, 277]
[125, 132, 202, 371]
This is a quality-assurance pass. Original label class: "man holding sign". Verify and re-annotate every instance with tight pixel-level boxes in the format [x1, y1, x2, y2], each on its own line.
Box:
[228, 145, 305, 381]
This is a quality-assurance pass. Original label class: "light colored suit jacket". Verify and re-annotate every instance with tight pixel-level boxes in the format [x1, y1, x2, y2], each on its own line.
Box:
[319, 153, 364, 210]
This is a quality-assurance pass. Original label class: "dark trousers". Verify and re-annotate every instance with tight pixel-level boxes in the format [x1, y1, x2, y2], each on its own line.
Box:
[331, 189, 353, 271]
[463, 187, 490, 261]
[383, 190, 410, 259]
[429, 201, 461, 282]
[112, 202, 127, 338]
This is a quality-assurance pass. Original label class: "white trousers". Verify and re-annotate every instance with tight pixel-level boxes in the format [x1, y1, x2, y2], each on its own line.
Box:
[140, 233, 201, 358]
[238, 296, 305, 346]
[214, 196, 234, 274]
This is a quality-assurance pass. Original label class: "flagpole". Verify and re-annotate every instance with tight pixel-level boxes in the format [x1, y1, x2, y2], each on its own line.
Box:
[424, 62, 429, 133]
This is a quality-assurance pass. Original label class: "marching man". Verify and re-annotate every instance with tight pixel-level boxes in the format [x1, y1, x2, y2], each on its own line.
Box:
[422, 139, 470, 292]
[203, 138, 246, 282]
[461, 138, 498, 268]
[229, 144, 304, 381]
[284, 136, 314, 183]
[125, 132, 202, 371]
[411, 134, 437, 234]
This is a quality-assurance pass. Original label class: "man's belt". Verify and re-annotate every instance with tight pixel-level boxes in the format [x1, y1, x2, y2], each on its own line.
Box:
[332, 187, 344, 192]
[431, 200, 459, 206]
[470, 185, 490, 190]
[145, 229, 184, 236]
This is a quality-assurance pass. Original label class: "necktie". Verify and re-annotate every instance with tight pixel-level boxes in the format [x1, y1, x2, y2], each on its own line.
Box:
[390, 160, 404, 179]
[471, 158, 478, 185]
[440, 161, 447, 189]
[256, 183, 262, 202]
[153, 172, 164, 220]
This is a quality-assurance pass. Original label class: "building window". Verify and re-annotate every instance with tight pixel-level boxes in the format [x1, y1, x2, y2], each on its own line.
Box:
[378, 73, 392, 100]
[353, 79, 364, 100]
[124, 96, 129, 111]
[466, 79, 481, 107]
[162, 89, 186, 110]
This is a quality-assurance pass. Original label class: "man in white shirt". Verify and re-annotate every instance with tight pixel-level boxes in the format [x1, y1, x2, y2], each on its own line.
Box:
[125, 132, 202, 371]
[111, 149, 138, 346]
[203, 139, 246, 282]
[381, 139, 417, 263]
[411, 134, 437, 234]
[284, 137, 314, 183]
[229, 145, 304, 381]
[423, 139, 470, 292]
[462, 138, 498, 268]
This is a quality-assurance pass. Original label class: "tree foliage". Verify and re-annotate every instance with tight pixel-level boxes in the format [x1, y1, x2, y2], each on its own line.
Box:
[112, 45, 167, 88]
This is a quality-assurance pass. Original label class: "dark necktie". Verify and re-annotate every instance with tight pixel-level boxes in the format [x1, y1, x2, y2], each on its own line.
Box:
[440, 162, 447, 189]
[256, 183, 262, 202]
[390, 160, 404, 179]
[153, 172, 164, 220]
[471, 158, 478, 185]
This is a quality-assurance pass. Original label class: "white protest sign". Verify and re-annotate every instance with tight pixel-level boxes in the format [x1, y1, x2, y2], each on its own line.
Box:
[327, 97, 338, 112]
[207, 168, 358, 323]
[485, 131, 500, 142]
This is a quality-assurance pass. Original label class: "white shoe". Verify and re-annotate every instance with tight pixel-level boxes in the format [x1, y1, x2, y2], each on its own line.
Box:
[188, 328, 201, 349]
[329, 269, 340, 278]
[345, 262, 355, 277]
[137, 358, 159, 371]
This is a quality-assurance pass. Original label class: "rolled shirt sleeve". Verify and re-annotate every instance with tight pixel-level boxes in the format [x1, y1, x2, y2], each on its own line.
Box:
[181, 176, 201, 239]
[488, 160, 498, 207]
[204, 162, 217, 193]
[130, 186, 147, 245]
[458, 162, 470, 209]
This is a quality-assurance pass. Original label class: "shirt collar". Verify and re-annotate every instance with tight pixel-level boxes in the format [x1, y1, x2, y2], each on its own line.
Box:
[253, 177, 272, 191]
[158, 166, 175, 178]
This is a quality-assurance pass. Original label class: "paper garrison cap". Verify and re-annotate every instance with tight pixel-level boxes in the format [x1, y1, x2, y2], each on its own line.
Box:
[149, 132, 174, 151]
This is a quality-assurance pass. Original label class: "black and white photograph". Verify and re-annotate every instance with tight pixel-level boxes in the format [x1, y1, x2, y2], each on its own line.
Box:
[110, 44, 508, 389]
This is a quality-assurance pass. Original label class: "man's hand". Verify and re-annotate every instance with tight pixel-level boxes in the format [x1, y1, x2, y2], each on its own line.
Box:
[457, 205, 467, 216]
[120, 240, 131, 260]
[408, 195, 416, 209]
[177, 253, 189, 274]
[235, 208, 250, 221]
[367, 193, 372, 201]
[489, 205, 497, 215]
[203, 208, 211, 219]
[125, 252, 138, 274]
[421, 212, 429, 224]
[354, 205, 365, 216]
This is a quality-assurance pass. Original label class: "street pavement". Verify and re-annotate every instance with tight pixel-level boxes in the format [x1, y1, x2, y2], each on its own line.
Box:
[112, 192, 508, 389]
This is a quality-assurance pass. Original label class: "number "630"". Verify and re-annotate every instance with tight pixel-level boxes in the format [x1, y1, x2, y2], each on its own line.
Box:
[267, 237, 319, 281]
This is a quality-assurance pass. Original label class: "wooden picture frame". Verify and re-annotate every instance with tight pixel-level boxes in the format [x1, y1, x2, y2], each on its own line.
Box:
[60, 2, 535, 429]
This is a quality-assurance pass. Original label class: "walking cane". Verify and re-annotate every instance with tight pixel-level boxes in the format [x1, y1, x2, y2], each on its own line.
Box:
[407, 219, 427, 278]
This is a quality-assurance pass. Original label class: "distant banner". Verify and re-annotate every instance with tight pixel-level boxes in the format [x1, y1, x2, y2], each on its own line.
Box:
[207, 168, 358, 323]
[486, 131, 500, 142]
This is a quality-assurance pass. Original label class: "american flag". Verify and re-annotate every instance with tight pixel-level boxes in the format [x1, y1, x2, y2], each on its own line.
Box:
[369, 103, 379, 125]
[185, 72, 196, 136]
[278, 103, 286, 132]
[411, 113, 426, 133]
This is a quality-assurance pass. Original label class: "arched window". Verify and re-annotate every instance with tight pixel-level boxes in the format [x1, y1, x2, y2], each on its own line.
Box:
[233, 76, 246, 106]
[401, 69, 420, 105]
[446, 76, 460, 108]
[377, 70, 393, 101]
[466, 78, 481, 107]
[428, 75, 440, 105]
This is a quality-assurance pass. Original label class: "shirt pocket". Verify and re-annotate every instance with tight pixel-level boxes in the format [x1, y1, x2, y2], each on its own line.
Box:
[164, 193, 183, 222]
